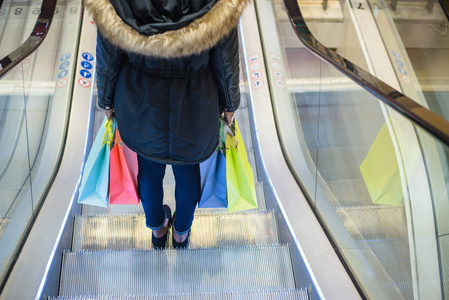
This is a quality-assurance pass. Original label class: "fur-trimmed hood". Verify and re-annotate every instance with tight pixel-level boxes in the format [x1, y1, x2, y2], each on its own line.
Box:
[85, 0, 251, 58]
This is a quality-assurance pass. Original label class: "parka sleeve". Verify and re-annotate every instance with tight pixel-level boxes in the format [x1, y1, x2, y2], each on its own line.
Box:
[95, 31, 126, 110]
[210, 28, 240, 112]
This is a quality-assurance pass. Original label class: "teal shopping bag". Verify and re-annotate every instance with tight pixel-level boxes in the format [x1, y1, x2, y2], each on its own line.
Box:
[78, 117, 114, 207]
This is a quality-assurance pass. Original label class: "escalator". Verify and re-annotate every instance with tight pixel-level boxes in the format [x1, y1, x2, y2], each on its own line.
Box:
[0, 0, 448, 299]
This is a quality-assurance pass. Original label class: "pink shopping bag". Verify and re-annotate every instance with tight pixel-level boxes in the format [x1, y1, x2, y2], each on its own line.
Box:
[109, 129, 140, 204]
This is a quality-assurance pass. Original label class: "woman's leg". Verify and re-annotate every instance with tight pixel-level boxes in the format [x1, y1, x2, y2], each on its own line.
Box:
[137, 155, 168, 236]
[172, 163, 201, 242]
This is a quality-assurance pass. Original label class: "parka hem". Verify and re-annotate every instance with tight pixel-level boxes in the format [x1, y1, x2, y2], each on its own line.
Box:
[124, 139, 219, 166]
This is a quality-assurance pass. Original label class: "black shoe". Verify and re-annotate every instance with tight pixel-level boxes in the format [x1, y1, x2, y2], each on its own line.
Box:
[152, 205, 172, 249]
[172, 230, 190, 249]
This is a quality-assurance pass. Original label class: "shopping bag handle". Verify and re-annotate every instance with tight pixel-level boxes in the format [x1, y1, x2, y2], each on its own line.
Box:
[102, 118, 114, 146]
[220, 116, 239, 151]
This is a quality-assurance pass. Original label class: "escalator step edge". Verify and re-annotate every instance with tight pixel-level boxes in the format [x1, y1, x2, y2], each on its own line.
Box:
[72, 210, 278, 250]
[49, 288, 310, 299]
[59, 245, 295, 297]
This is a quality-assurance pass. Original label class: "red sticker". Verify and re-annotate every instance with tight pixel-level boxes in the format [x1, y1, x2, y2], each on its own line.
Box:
[78, 77, 91, 88]
[57, 78, 68, 88]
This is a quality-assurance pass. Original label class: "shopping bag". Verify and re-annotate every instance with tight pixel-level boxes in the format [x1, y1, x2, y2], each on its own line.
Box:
[199, 149, 227, 208]
[199, 118, 227, 208]
[225, 118, 257, 212]
[78, 117, 115, 207]
[109, 129, 140, 205]
[359, 122, 403, 206]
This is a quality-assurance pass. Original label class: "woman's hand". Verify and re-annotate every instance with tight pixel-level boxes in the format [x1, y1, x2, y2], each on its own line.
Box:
[220, 110, 235, 125]
[105, 109, 114, 120]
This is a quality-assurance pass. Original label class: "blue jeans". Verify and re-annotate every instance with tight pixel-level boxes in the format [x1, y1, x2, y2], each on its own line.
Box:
[137, 155, 200, 235]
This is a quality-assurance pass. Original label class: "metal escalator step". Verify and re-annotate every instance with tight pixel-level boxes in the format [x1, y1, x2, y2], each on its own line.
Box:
[73, 210, 278, 251]
[50, 288, 309, 299]
[0, 217, 11, 237]
[382, 281, 414, 300]
[59, 245, 295, 297]
[81, 182, 266, 215]
[326, 179, 372, 207]
[335, 205, 407, 240]
[356, 238, 411, 284]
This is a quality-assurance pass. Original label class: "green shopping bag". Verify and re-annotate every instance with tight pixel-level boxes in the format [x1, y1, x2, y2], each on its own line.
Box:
[225, 118, 257, 212]
[78, 117, 115, 207]
[359, 122, 403, 206]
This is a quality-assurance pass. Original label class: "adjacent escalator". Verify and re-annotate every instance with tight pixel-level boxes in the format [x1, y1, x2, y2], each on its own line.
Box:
[255, 0, 449, 298]
[0, 0, 82, 288]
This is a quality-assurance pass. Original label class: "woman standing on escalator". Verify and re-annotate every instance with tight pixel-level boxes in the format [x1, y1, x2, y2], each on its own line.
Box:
[86, 0, 249, 248]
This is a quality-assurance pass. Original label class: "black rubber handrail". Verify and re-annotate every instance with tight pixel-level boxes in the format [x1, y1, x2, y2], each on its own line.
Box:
[438, 0, 449, 20]
[283, 0, 449, 147]
[0, 0, 57, 79]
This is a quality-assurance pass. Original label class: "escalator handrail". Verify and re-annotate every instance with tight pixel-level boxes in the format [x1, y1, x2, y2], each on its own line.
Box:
[0, 0, 57, 79]
[437, 0, 449, 20]
[283, 0, 449, 147]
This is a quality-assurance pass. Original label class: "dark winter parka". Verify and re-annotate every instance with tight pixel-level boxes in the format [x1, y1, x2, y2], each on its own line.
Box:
[86, 0, 250, 164]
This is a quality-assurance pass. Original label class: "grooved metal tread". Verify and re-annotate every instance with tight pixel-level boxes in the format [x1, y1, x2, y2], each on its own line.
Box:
[49, 288, 309, 299]
[60, 245, 295, 297]
[326, 179, 372, 207]
[356, 238, 411, 283]
[335, 205, 407, 240]
[73, 210, 279, 250]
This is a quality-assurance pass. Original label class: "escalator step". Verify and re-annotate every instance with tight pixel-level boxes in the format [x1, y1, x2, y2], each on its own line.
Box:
[356, 238, 411, 283]
[335, 205, 407, 240]
[81, 182, 266, 215]
[49, 288, 309, 299]
[59, 245, 295, 297]
[72, 210, 278, 251]
[326, 179, 372, 207]
[53, 289, 309, 299]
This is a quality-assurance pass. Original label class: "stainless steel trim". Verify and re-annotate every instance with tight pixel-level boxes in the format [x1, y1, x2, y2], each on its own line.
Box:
[283, 0, 449, 146]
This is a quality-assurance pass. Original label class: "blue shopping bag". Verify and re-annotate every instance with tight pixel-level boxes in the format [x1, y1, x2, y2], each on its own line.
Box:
[78, 117, 114, 207]
[199, 149, 227, 208]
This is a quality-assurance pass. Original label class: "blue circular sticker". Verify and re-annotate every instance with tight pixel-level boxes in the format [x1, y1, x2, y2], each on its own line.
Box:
[59, 61, 70, 70]
[80, 69, 92, 78]
[82, 52, 94, 61]
[391, 51, 401, 59]
[398, 67, 408, 75]
[394, 58, 404, 67]
[61, 53, 71, 61]
[81, 61, 92, 69]
[58, 70, 69, 78]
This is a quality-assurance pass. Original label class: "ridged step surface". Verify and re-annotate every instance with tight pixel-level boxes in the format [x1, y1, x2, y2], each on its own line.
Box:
[73, 210, 278, 250]
[335, 205, 407, 240]
[326, 179, 371, 207]
[50, 288, 309, 299]
[81, 182, 266, 215]
[356, 238, 411, 284]
[60, 245, 295, 297]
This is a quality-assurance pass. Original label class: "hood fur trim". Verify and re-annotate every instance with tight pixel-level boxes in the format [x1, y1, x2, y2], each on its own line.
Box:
[85, 0, 251, 58]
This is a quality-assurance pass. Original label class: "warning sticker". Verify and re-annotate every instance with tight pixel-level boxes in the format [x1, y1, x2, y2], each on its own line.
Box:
[78, 77, 91, 88]
[57, 78, 68, 88]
